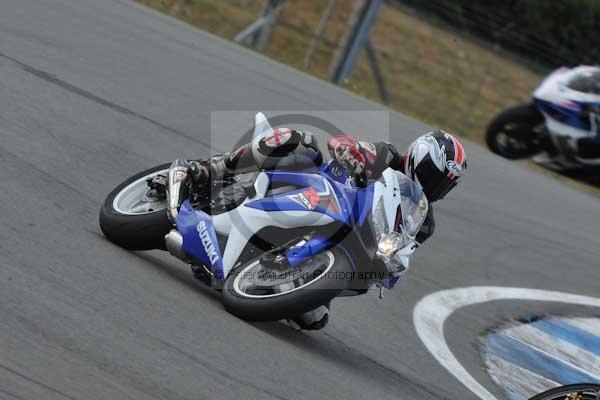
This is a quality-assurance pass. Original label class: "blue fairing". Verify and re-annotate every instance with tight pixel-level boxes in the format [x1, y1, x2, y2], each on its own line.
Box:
[244, 161, 374, 227]
[534, 98, 591, 130]
[320, 160, 350, 185]
[319, 161, 374, 225]
[267, 170, 327, 192]
[380, 273, 402, 289]
[174, 161, 376, 280]
[352, 183, 374, 226]
[176, 200, 224, 279]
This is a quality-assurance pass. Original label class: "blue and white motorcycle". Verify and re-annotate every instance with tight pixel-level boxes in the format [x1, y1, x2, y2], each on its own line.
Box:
[100, 113, 428, 321]
[486, 66, 600, 174]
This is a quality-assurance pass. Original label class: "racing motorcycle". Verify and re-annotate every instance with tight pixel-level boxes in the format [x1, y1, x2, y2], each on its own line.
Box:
[486, 66, 600, 176]
[99, 113, 428, 322]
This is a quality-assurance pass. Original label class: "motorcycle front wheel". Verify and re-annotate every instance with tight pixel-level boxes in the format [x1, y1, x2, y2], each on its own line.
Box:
[99, 164, 173, 250]
[486, 103, 545, 159]
[222, 247, 353, 321]
[528, 384, 600, 400]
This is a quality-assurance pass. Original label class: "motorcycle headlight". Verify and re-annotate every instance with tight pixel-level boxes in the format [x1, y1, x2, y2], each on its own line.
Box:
[377, 231, 403, 256]
[370, 193, 413, 275]
[376, 231, 412, 274]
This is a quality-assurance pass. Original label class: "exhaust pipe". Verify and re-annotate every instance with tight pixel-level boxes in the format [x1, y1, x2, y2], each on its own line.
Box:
[165, 230, 189, 262]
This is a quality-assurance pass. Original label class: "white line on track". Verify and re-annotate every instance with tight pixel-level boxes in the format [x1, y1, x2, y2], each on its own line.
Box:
[413, 286, 600, 400]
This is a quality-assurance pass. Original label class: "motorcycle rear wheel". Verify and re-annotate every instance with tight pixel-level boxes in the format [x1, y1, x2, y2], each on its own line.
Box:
[486, 103, 545, 159]
[222, 247, 353, 321]
[99, 164, 173, 250]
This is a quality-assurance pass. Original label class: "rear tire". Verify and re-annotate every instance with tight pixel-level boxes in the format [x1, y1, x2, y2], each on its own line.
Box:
[486, 103, 545, 159]
[222, 248, 353, 321]
[99, 164, 173, 250]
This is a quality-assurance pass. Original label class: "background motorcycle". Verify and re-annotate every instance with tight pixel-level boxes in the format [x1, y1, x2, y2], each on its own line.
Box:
[99, 113, 428, 322]
[486, 66, 600, 180]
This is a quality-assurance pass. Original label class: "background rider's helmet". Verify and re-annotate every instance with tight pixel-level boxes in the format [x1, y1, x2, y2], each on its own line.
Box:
[404, 130, 467, 202]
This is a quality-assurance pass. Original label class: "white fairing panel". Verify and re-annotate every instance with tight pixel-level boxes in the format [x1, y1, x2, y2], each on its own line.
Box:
[372, 168, 403, 230]
[534, 66, 600, 105]
[545, 118, 591, 140]
[252, 112, 274, 141]
[212, 171, 335, 278]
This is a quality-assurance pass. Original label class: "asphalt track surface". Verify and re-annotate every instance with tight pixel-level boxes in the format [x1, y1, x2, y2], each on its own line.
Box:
[0, 1, 599, 399]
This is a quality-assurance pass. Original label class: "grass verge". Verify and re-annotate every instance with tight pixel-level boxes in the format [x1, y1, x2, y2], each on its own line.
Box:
[136, 0, 598, 196]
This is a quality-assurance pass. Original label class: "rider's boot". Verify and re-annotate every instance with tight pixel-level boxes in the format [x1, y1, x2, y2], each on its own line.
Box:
[187, 146, 246, 189]
[288, 303, 330, 331]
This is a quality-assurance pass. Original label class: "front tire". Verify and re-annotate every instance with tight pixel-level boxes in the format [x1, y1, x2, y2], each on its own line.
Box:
[486, 103, 545, 159]
[528, 384, 600, 400]
[222, 248, 353, 321]
[99, 164, 173, 250]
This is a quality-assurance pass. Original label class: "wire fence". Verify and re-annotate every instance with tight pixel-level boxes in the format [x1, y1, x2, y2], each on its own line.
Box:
[148, 0, 548, 142]
[392, 0, 600, 67]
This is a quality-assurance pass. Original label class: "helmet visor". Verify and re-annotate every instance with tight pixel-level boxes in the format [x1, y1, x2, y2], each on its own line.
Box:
[427, 179, 457, 201]
[414, 156, 459, 201]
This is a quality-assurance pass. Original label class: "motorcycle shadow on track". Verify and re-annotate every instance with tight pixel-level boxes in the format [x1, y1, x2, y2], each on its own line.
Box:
[130, 251, 222, 304]
[99, 237, 441, 394]
[249, 313, 440, 397]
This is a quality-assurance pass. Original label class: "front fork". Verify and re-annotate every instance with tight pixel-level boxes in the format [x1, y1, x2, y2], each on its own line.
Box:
[257, 234, 334, 275]
[285, 235, 332, 267]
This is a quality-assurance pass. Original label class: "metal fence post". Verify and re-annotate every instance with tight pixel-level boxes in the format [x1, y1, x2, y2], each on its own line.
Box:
[234, 0, 286, 50]
[303, 0, 337, 70]
[365, 39, 389, 104]
[328, 0, 388, 104]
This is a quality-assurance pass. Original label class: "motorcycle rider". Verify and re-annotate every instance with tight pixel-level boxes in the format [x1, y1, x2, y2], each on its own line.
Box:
[185, 126, 467, 330]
